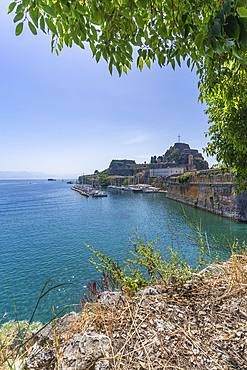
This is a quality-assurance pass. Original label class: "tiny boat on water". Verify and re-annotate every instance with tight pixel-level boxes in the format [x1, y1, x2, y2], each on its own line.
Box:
[93, 191, 107, 197]
[142, 187, 159, 193]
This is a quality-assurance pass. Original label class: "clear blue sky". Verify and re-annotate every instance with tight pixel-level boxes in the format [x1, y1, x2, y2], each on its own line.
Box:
[0, 0, 215, 178]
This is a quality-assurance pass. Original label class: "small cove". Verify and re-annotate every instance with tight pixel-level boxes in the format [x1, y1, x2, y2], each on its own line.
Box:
[0, 179, 246, 325]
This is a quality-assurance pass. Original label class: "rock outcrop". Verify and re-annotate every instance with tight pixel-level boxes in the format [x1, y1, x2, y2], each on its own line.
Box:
[9, 256, 247, 370]
[14, 313, 111, 370]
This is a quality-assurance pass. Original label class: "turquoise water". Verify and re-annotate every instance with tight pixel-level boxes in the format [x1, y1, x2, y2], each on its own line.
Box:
[0, 179, 246, 324]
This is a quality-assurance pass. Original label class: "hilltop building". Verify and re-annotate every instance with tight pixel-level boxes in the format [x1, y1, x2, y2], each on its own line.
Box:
[149, 142, 208, 177]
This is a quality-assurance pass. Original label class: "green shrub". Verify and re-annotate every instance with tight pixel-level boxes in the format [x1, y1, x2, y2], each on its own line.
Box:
[209, 195, 213, 200]
[86, 231, 209, 294]
[178, 174, 191, 184]
[0, 320, 42, 344]
[193, 199, 198, 205]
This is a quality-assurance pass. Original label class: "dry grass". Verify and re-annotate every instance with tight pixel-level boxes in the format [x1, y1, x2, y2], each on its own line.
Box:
[70, 254, 247, 370]
[1, 253, 247, 370]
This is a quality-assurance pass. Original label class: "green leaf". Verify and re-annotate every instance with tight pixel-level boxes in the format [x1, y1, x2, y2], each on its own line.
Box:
[16, 3, 23, 13]
[224, 0, 231, 16]
[239, 19, 247, 49]
[90, 42, 96, 55]
[219, 9, 224, 23]
[237, 7, 247, 17]
[71, 31, 79, 45]
[122, 65, 128, 74]
[22, 0, 29, 7]
[109, 63, 113, 75]
[237, 0, 247, 6]
[40, 15, 45, 31]
[182, 13, 188, 24]
[195, 32, 204, 50]
[145, 57, 151, 69]
[91, 26, 97, 41]
[45, 18, 57, 35]
[210, 37, 218, 52]
[187, 58, 190, 67]
[29, 7, 38, 27]
[206, 46, 214, 57]
[138, 56, 143, 71]
[209, 18, 222, 38]
[57, 22, 64, 36]
[122, 9, 131, 19]
[233, 50, 247, 63]
[76, 3, 85, 15]
[96, 51, 101, 63]
[184, 23, 190, 38]
[14, 12, 24, 23]
[28, 21, 37, 35]
[136, 0, 146, 9]
[64, 33, 69, 46]
[175, 53, 181, 67]
[224, 15, 240, 39]
[135, 14, 144, 29]
[41, 3, 57, 18]
[15, 22, 23, 36]
[8, 2, 16, 14]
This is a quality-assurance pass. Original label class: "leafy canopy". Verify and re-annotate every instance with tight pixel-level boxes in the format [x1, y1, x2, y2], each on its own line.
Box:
[8, 0, 247, 189]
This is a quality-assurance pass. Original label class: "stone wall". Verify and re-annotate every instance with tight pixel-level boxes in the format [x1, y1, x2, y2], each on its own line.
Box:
[166, 172, 247, 222]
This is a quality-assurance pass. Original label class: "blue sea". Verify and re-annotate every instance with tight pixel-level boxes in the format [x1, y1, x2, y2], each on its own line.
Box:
[0, 179, 246, 325]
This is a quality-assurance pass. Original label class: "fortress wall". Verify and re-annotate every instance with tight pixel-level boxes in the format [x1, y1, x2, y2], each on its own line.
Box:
[166, 174, 247, 222]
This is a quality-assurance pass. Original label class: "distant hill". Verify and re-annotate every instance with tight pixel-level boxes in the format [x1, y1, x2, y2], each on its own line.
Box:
[0, 171, 51, 179]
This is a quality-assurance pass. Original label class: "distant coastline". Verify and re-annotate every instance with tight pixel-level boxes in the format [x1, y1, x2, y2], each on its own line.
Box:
[0, 171, 51, 179]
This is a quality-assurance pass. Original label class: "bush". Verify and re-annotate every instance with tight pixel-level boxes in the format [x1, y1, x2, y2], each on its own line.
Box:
[178, 174, 191, 184]
[86, 231, 209, 294]
[193, 199, 198, 205]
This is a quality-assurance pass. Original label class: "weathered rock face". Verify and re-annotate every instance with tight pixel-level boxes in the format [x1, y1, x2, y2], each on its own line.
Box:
[98, 291, 125, 306]
[14, 313, 111, 370]
[60, 332, 110, 370]
[166, 171, 247, 222]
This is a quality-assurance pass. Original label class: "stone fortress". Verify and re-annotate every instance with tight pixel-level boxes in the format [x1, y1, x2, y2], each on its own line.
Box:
[107, 142, 209, 178]
[148, 142, 209, 178]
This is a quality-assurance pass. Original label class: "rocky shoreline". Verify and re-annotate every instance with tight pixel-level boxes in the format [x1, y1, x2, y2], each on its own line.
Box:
[4, 256, 247, 370]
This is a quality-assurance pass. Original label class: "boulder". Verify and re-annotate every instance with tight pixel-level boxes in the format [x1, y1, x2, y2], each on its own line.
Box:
[13, 313, 111, 370]
[98, 291, 125, 306]
[136, 286, 159, 296]
[60, 332, 110, 370]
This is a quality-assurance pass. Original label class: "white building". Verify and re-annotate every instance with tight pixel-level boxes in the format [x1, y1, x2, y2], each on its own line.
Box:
[150, 167, 185, 177]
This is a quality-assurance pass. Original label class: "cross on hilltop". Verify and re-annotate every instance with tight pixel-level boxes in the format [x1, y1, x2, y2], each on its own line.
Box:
[178, 134, 181, 143]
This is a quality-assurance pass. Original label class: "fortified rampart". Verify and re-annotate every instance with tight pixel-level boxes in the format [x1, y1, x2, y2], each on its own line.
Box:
[166, 170, 247, 222]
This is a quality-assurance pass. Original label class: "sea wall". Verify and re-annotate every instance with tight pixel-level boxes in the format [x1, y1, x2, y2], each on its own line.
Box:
[166, 171, 247, 222]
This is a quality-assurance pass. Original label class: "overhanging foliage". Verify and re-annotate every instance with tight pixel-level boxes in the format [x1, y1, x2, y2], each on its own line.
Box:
[8, 0, 247, 190]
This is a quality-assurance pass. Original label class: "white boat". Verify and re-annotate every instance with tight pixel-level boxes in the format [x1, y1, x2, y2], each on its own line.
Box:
[93, 191, 107, 197]
[142, 187, 159, 193]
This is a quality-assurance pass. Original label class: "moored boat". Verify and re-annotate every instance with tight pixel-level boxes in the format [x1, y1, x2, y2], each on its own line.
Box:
[93, 191, 107, 197]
